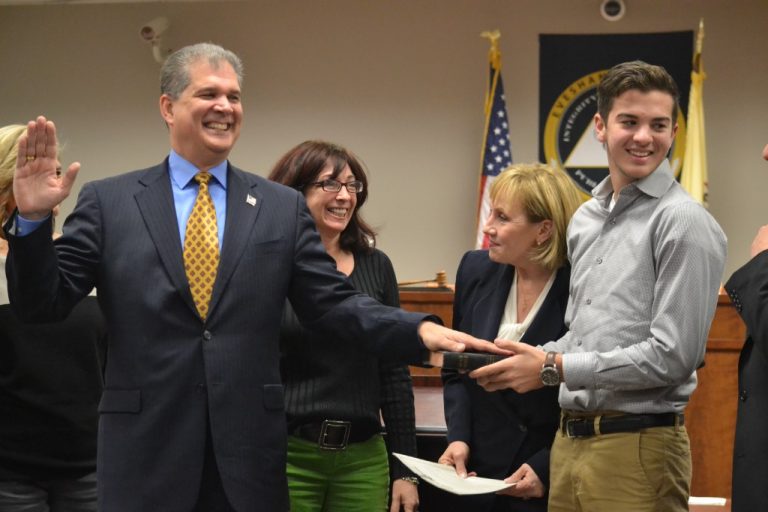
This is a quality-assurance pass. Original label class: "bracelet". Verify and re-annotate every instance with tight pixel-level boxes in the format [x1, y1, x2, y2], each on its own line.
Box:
[400, 476, 419, 485]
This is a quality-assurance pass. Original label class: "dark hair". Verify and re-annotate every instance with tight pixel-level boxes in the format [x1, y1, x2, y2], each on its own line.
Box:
[268, 141, 376, 253]
[160, 42, 244, 99]
[597, 60, 679, 122]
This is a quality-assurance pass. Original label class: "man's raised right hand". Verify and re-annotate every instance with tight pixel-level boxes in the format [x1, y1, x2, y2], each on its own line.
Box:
[14, 116, 79, 221]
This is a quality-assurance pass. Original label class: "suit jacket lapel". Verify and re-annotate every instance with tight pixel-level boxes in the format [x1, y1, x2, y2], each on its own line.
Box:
[134, 161, 198, 316]
[522, 266, 569, 344]
[473, 264, 514, 342]
[207, 165, 262, 318]
[474, 265, 520, 418]
[496, 266, 570, 417]
[486, 265, 569, 419]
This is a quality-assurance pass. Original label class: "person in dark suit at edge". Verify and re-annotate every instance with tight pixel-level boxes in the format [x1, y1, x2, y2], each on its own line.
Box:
[724, 142, 768, 512]
[439, 163, 582, 511]
[3, 42, 501, 512]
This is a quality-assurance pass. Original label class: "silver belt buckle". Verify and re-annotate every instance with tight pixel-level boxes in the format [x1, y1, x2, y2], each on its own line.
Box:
[318, 420, 351, 450]
[565, 418, 578, 438]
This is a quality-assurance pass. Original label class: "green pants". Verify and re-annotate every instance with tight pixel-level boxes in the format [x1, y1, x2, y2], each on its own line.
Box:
[549, 414, 691, 512]
[286, 434, 390, 512]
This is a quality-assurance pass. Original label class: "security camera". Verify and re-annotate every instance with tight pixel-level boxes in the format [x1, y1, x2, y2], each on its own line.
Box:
[139, 17, 169, 43]
[600, 0, 626, 21]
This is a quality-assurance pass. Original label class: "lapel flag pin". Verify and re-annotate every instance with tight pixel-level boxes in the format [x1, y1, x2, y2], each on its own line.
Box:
[246, 194, 257, 206]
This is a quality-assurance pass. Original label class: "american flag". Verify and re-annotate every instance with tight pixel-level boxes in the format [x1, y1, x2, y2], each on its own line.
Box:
[476, 49, 513, 249]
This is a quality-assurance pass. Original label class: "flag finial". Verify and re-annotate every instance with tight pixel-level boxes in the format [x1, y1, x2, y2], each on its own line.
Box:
[694, 19, 705, 73]
[481, 30, 501, 69]
[696, 19, 705, 53]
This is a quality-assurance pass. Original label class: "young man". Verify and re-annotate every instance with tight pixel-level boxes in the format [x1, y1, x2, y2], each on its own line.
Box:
[724, 142, 768, 512]
[4, 43, 499, 512]
[471, 61, 727, 511]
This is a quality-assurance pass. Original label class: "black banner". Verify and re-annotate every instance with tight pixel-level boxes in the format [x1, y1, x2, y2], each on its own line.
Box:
[539, 32, 692, 194]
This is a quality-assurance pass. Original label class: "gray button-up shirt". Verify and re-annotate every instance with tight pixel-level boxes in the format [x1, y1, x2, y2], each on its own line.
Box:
[543, 160, 727, 413]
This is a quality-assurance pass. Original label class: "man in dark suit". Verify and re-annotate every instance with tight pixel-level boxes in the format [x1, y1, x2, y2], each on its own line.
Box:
[725, 142, 768, 512]
[4, 43, 496, 512]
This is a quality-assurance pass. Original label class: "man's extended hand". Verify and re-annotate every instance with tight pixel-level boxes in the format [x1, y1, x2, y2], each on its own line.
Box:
[14, 116, 79, 221]
[469, 340, 546, 393]
[417, 322, 507, 357]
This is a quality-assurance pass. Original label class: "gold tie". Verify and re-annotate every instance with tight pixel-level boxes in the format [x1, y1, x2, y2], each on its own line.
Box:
[184, 172, 220, 320]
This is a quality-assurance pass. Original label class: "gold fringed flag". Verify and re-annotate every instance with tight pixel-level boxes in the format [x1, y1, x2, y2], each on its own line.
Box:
[680, 19, 708, 206]
[475, 30, 513, 249]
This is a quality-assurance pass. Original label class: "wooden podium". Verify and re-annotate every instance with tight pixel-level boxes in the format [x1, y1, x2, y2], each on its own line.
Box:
[686, 293, 744, 501]
[400, 287, 744, 503]
[399, 287, 454, 387]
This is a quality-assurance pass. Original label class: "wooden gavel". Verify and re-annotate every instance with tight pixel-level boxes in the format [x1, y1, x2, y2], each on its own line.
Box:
[398, 271, 448, 288]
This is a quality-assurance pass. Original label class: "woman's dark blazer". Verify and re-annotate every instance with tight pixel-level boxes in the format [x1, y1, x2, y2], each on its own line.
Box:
[443, 250, 569, 512]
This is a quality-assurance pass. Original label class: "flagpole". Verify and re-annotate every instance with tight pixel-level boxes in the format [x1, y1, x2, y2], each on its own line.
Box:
[475, 30, 513, 249]
[476, 31, 501, 224]
[480, 30, 501, 112]
[680, 18, 708, 206]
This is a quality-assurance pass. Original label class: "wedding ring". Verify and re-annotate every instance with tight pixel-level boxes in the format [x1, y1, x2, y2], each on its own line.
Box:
[26, 155, 35, 161]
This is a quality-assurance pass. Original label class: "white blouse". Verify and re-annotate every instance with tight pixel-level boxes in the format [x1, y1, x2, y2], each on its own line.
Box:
[496, 270, 556, 341]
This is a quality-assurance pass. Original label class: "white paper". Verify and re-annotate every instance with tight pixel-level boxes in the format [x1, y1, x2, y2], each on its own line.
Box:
[393, 453, 516, 495]
[688, 496, 727, 506]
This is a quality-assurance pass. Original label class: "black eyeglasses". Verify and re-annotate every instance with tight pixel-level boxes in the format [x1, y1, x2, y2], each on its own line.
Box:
[309, 179, 364, 194]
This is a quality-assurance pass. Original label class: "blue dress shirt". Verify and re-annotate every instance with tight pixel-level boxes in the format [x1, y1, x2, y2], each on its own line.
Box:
[17, 150, 228, 251]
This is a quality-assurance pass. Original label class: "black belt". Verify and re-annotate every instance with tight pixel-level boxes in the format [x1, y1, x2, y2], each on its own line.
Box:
[562, 412, 684, 438]
[291, 420, 381, 450]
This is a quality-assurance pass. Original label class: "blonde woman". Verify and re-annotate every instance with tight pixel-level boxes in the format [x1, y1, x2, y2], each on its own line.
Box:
[0, 124, 106, 512]
[440, 163, 582, 512]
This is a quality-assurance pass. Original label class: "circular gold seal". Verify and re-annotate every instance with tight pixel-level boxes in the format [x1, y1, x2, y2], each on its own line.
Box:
[543, 70, 687, 195]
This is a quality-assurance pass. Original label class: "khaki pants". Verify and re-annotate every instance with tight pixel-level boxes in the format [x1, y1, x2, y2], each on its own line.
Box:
[549, 415, 691, 512]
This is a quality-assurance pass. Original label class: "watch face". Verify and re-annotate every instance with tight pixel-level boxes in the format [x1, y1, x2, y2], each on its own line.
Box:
[541, 367, 560, 386]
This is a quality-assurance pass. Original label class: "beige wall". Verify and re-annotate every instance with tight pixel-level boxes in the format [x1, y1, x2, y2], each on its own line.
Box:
[1, 0, 766, 282]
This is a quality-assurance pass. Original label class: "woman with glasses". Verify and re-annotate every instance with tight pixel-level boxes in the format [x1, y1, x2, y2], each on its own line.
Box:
[268, 141, 419, 512]
[439, 163, 582, 512]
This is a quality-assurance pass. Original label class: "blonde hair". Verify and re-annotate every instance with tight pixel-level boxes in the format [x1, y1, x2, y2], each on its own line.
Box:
[489, 163, 583, 270]
[0, 125, 26, 227]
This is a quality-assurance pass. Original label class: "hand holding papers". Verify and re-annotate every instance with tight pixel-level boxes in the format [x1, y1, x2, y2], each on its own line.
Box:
[393, 453, 516, 495]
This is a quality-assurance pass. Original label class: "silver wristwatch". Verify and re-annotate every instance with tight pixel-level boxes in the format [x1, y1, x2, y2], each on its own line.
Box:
[540, 351, 560, 386]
